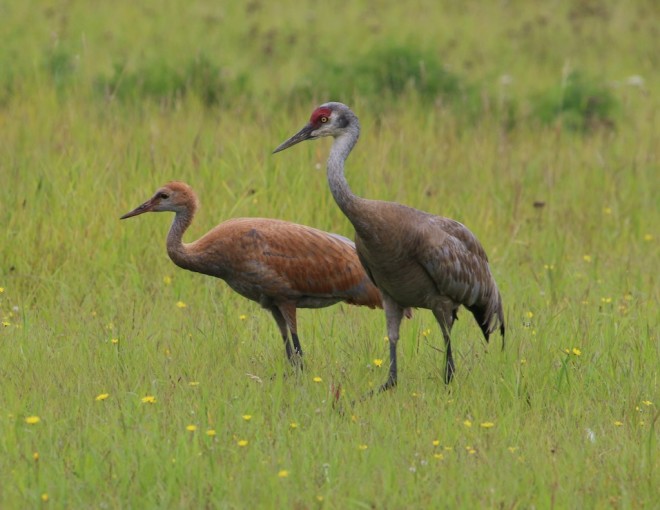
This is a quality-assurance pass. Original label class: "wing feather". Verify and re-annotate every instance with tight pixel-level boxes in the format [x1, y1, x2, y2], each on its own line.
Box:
[190, 218, 381, 308]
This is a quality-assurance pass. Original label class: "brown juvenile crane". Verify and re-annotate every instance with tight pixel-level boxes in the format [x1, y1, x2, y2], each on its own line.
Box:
[120, 181, 384, 370]
[274, 102, 505, 390]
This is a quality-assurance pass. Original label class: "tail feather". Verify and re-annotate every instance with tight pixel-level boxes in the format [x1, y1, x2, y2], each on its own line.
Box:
[467, 289, 505, 349]
[343, 278, 384, 309]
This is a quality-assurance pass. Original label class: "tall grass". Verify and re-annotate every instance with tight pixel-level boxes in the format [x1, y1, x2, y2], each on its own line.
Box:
[0, 0, 658, 507]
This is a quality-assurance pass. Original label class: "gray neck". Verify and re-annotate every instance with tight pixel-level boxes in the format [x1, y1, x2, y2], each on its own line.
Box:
[327, 118, 363, 222]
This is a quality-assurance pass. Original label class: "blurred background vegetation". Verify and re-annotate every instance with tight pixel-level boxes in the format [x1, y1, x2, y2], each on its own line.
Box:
[1, 0, 656, 129]
[0, 1, 657, 508]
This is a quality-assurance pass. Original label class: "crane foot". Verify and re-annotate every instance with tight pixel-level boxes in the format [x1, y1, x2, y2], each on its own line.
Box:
[378, 376, 397, 393]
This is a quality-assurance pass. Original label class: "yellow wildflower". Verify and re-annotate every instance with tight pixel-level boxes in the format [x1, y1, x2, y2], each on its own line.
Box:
[358, 444, 368, 450]
[242, 415, 252, 421]
[237, 439, 248, 447]
[176, 301, 187, 308]
[432, 440, 440, 446]
[572, 348, 582, 356]
[313, 376, 322, 383]
[41, 493, 49, 502]
[290, 422, 298, 429]
[433, 453, 444, 460]
[373, 359, 383, 367]
[643, 234, 653, 241]
[2, 321, 10, 327]
[613, 421, 623, 427]
[186, 425, 197, 432]
[0, 287, 4, 293]
[188, 381, 200, 386]
[463, 420, 472, 428]
[206, 429, 216, 437]
[33, 452, 39, 461]
[642, 400, 653, 406]
[525, 311, 534, 319]
[480, 422, 495, 428]
[583, 255, 592, 263]
[141, 396, 157, 404]
[601, 297, 612, 304]
[239, 314, 247, 320]
[25, 416, 41, 425]
[278, 470, 289, 478]
[95, 393, 109, 401]
[163, 275, 172, 285]
[111, 338, 119, 344]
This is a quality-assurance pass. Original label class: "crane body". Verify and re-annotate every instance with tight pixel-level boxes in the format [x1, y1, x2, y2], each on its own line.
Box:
[121, 181, 383, 369]
[274, 102, 504, 390]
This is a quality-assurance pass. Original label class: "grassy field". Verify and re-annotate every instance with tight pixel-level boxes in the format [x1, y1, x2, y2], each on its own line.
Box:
[1, 0, 658, 507]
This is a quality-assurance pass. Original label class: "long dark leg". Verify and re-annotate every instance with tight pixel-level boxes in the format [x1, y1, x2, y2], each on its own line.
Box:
[433, 307, 456, 384]
[291, 333, 303, 357]
[271, 308, 295, 362]
[380, 296, 405, 392]
[277, 303, 303, 369]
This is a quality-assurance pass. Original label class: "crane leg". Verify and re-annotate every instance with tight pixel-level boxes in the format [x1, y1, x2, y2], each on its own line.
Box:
[271, 308, 301, 368]
[291, 333, 303, 358]
[276, 303, 303, 368]
[380, 296, 404, 392]
[433, 307, 456, 384]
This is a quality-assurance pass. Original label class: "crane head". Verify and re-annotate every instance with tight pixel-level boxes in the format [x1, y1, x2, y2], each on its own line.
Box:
[273, 102, 356, 153]
[120, 181, 198, 219]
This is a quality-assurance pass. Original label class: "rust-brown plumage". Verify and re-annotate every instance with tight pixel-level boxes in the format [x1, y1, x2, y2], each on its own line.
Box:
[275, 102, 505, 390]
[120, 181, 382, 367]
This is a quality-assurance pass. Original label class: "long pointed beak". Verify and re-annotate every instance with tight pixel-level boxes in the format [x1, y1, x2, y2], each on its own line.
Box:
[273, 123, 315, 154]
[120, 198, 156, 220]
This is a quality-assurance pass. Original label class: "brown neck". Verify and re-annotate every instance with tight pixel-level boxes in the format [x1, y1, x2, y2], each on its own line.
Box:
[166, 208, 196, 270]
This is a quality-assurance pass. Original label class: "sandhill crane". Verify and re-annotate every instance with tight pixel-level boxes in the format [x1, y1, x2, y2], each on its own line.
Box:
[274, 102, 504, 390]
[120, 181, 384, 370]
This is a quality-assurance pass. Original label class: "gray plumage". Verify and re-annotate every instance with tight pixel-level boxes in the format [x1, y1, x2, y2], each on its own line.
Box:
[274, 102, 504, 390]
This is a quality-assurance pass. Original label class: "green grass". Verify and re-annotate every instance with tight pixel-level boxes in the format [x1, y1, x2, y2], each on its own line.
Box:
[1, 0, 658, 507]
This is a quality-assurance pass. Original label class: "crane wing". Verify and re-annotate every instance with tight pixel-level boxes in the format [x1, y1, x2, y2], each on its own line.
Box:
[417, 216, 504, 337]
[201, 219, 381, 308]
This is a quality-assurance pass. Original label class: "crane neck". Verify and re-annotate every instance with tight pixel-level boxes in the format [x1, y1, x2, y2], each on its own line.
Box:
[166, 206, 196, 270]
[327, 119, 364, 224]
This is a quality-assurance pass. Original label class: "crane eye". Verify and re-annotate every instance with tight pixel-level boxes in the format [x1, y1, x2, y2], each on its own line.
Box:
[320, 116, 328, 123]
[158, 192, 169, 199]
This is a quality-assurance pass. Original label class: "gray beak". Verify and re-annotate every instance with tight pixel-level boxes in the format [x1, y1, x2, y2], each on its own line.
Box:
[120, 198, 156, 219]
[273, 123, 315, 154]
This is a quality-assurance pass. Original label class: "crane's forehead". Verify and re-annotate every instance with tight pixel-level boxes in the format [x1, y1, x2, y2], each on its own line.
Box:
[310, 106, 332, 124]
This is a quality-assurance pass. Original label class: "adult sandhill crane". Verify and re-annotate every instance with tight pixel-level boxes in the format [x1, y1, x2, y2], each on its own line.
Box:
[120, 181, 383, 370]
[274, 102, 505, 390]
